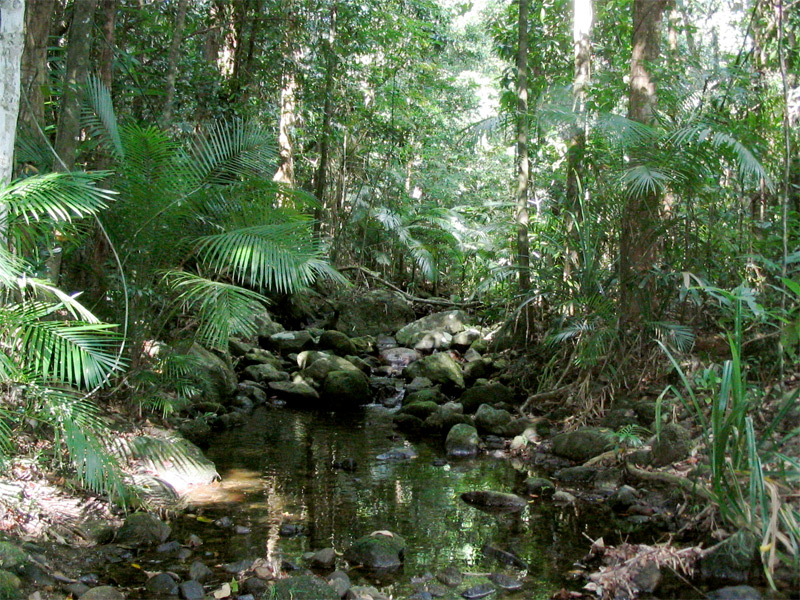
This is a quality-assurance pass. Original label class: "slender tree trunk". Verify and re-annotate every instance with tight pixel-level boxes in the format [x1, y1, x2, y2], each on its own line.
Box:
[18, 0, 54, 134]
[619, 0, 667, 326]
[314, 2, 338, 236]
[273, 0, 299, 188]
[160, 0, 189, 127]
[54, 0, 99, 171]
[97, 0, 115, 89]
[0, 0, 24, 195]
[564, 0, 593, 281]
[515, 0, 530, 293]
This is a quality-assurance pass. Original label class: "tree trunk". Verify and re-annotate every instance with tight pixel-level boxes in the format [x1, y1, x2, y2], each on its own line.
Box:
[313, 2, 338, 236]
[273, 0, 299, 188]
[0, 0, 24, 187]
[564, 0, 593, 281]
[619, 0, 667, 326]
[515, 0, 530, 293]
[18, 0, 54, 135]
[160, 0, 189, 127]
[97, 0, 115, 89]
[54, 0, 99, 171]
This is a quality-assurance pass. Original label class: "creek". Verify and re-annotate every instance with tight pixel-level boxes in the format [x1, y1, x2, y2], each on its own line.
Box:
[161, 403, 596, 599]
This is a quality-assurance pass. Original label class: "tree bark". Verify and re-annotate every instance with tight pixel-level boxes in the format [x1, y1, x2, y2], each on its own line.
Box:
[313, 2, 338, 236]
[619, 0, 667, 327]
[54, 0, 99, 171]
[17, 0, 54, 134]
[160, 0, 189, 127]
[97, 0, 115, 89]
[273, 0, 299, 188]
[564, 0, 593, 280]
[515, 0, 530, 293]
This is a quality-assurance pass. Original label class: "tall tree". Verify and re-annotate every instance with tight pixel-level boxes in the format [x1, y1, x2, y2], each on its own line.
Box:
[54, 0, 99, 171]
[0, 0, 24, 188]
[313, 1, 338, 235]
[17, 0, 54, 134]
[618, 0, 668, 327]
[97, 0, 116, 89]
[160, 0, 189, 127]
[515, 0, 530, 292]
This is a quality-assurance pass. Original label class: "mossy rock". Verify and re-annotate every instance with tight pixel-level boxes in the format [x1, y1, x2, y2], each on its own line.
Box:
[0, 544, 26, 575]
[651, 423, 693, 466]
[271, 575, 340, 600]
[405, 388, 446, 405]
[403, 353, 464, 391]
[322, 370, 371, 408]
[345, 532, 406, 569]
[0, 569, 21, 600]
[445, 423, 480, 457]
[319, 330, 356, 356]
[551, 427, 614, 462]
[399, 401, 440, 420]
[115, 512, 171, 546]
[458, 382, 515, 413]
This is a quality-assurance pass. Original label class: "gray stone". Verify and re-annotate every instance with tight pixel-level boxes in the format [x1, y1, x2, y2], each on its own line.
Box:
[240, 347, 283, 370]
[79, 587, 125, 600]
[268, 330, 315, 354]
[347, 585, 391, 600]
[423, 402, 469, 432]
[396, 310, 471, 346]
[487, 573, 523, 591]
[334, 290, 415, 337]
[463, 358, 493, 384]
[406, 376, 435, 392]
[301, 356, 362, 388]
[403, 353, 464, 391]
[461, 583, 494, 599]
[327, 570, 351, 597]
[254, 310, 284, 339]
[551, 427, 614, 462]
[473, 404, 515, 436]
[242, 577, 269, 596]
[188, 343, 237, 405]
[344, 532, 406, 569]
[400, 401, 440, 421]
[436, 566, 463, 587]
[554, 465, 597, 484]
[310, 547, 337, 569]
[115, 512, 171, 547]
[412, 331, 452, 352]
[608, 485, 640, 512]
[320, 330, 357, 356]
[632, 560, 661, 593]
[524, 477, 555, 497]
[269, 380, 320, 402]
[458, 383, 514, 413]
[242, 363, 289, 384]
[272, 575, 341, 600]
[463, 348, 483, 362]
[178, 579, 205, 600]
[707, 586, 763, 600]
[651, 423, 693, 466]
[452, 329, 482, 351]
[553, 490, 577, 505]
[322, 370, 371, 408]
[145, 572, 178, 595]
[461, 490, 527, 512]
[380, 347, 421, 371]
[445, 424, 480, 457]
[188, 561, 213, 583]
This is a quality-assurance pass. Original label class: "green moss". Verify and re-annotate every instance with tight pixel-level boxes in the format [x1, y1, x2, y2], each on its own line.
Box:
[0, 569, 21, 599]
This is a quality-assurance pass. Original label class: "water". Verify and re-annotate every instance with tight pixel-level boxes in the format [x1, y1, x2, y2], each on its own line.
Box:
[173, 404, 588, 598]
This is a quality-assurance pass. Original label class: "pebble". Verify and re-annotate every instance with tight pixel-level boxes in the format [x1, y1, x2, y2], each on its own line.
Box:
[214, 516, 233, 528]
[146, 572, 178, 595]
[189, 560, 213, 583]
[179, 579, 205, 600]
[186, 534, 203, 547]
[223, 559, 253, 573]
[234, 525, 251, 534]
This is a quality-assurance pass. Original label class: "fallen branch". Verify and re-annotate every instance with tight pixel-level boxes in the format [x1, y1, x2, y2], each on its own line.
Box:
[338, 265, 483, 309]
[624, 462, 713, 500]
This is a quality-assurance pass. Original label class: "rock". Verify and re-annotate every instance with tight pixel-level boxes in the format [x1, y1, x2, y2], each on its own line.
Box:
[0, 570, 21, 600]
[404, 353, 464, 391]
[347, 585, 391, 600]
[458, 383, 514, 414]
[242, 577, 269, 596]
[64, 582, 91, 597]
[0, 542, 28, 574]
[77, 519, 116, 545]
[551, 427, 613, 462]
[554, 466, 597, 484]
[451, 329, 482, 351]
[229, 336, 253, 357]
[412, 331, 453, 352]
[461, 583, 495, 599]
[178, 579, 205, 600]
[553, 490, 577, 505]
[462, 358, 493, 384]
[302, 356, 363, 388]
[651, 423, 693, 466]
[240, 348, 283, 370]
[460, 491, 527, 513]
[320, 330, 357, 356]
[327, 570, 351, 597]
[600, 408, 639, 430]
[463, 348, 482, 362]
[310, 548, 337, 569]
[350, 336, 376, 355]
[268, 330, 315, 354]
[634, 400, 658, 425]
[242, 363, 289, 384]
[446, 424, 480, 457]
[700, 530, 758, 584]
[254, 310, 285, 339]
[396, 311, 471, 346]
[115, 512, 171, 547]
[223, 559, 253, 573]
[473, 404, 515, 436]
[272, 574, 341, 600]
[608, 485, 640, 512]
[280, 523, 305, 537]
[487, 573, 523, 591]
[334, 290, 415, 337]
[707, 586, 763, 600]
[524, 477, 556, 498]
[369, 377, 404, 407]
[157, 540, 182, 554]
[436, 566, 463, 587]
[405, 388, 446, 405]
[345, 355, 372, 373]
[400, 401, 440, 421]
[394, 413, 425, 433]
[377, 447, 417, 461]
[178, 418, 212, 448]
[322, 370, 371, 408]
[188, 343, 237, 404]
[380, 347, 421, 372]
[406, 376, 435, 392]
[189, 561, 213, 583]
[269, 380, 320, 402]
[146, 572, 179, 595]
[344, 531, 406, 569]
[632, 560, 661, 593]
[79, 587, 126, 600]
[481, 544, 527, 569]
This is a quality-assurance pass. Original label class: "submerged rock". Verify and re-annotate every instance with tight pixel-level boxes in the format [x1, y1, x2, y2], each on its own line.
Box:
[460, 491, 527, 513]
[462, 583, 495, 599]
[481, 544, 527, 569]
[487, 573, 523, 591]
[523, 477, 556, 498]
[344, 531, 406, 569]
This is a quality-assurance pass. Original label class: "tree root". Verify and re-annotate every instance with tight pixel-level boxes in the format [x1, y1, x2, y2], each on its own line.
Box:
[624, 462, 713, 500]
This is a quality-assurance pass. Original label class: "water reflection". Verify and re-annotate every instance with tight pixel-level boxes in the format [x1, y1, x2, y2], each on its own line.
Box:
[178, 405, 585, 597]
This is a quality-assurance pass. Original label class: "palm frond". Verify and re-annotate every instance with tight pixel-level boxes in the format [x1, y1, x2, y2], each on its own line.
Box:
[84, 74, 124, 159]
[1, 172, 116, 224]
[621, 165, 670, 198]
[166, 271, 268, 349]
[651, 321, 695, 352]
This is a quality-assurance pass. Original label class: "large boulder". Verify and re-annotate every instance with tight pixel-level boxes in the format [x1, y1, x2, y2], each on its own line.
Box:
[187, 343, 236, 405]
[445, 423, 480, 457]
[423, 402, 470, 432]
[300, 355, 362, 388]
[395, 310, 471, 347]
[334, 290, 415, 337]
[403, 353, 464, 391]
[271, 575, 340, 600]
[551, 427, 613, 462]
[651, 423, 693, 466]
[473, 404, 517, 436]
[319, 330, 356, 356]
[458, 382, 515, 413]
[242, 363, 289, 384]
[267, 330, 316, 354]
[115, 512, 171, 547]
[269, 380, 320, 403]
[344, 532, 406, 569]
[322, 370, 371, 408]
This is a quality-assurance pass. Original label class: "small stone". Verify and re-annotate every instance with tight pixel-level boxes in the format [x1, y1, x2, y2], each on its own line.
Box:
[186, 534, 203, 547]
[79, 587, 125, 600]
[487, 573, 523, 591]
[189, 561, 213, 583]
[436, 566, 463, 587]
[553, 490, 577, 505]
[223, 559, 253, 573]
[63, 583, 91, 597]
[234, 525, 251, 535]
[157, 541, 183, 554]
[461, 583, 495, 599]
[179, 579, 205, 600]
[214, 516, 233, 528]
[78, 574, 100, 585]
[327, 570, 351, 597]
[242, 577, 269, 596]
[310, 548, 336, 569]
[146, 572, 179, 595]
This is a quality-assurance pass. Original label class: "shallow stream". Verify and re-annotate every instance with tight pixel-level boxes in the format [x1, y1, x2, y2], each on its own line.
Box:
[168, 404, 593, 598]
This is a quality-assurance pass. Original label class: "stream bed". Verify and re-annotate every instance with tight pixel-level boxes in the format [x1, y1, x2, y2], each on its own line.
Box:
[165, 404, 594, 599]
